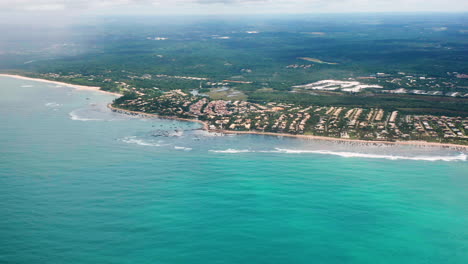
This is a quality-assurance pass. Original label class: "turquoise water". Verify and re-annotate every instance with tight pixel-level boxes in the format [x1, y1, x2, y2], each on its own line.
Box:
[1, 76, 468, 264]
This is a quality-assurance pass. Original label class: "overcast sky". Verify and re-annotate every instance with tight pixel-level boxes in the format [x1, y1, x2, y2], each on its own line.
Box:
[0, 0, 467, 15]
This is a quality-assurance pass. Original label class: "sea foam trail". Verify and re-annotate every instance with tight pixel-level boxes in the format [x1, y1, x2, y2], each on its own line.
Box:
[210, 149, 252, 153]
[45, 102, 62, 108]
[69, 110, 102, 121]
[209, 148, 467, 161]
[121, 136, 163, 147]
[274, 148, 467, 161]
[174, 146, 193, 151]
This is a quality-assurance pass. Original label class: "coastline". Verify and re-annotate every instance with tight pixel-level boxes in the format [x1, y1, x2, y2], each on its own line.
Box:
[3, 73, 466, 150]
[215, 130, 468, 150]
[108, 104, 209, 130]
[0, 74, 123, 97]
[108, 104, 468, 150]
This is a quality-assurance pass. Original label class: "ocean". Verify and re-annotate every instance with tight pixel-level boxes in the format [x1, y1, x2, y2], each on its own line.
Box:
[1, 76, 468, 263]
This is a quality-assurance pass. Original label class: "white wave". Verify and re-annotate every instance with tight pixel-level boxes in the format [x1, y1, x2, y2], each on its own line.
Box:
[210, 149, 252, 153]
[69, 111, 102, 121]
[21, 85, 33, 88]
[174, 146, 192, 151]
[45, 102, 62, 108]
[121, 136, 163, 147]
[208, 148, 466, 161]
[169, 130, 184, 137]
[273, 148, 467, 161]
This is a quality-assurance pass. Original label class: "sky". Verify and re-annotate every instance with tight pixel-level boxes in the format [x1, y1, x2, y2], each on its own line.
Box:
[0, 0, 467, 15]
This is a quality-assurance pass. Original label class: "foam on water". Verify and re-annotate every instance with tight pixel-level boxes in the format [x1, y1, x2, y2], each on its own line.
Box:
[273, 148, 467, 161]
[69, 110, 103, 121]
[45, 102, 62, 108]
[209, 148, 467, 161]
[3, 76, 468, 263]
[174, 146, 193, 151]
[169, 130, 184, 137]
[121, 136, 164, 147]
[210, 149, 252, 153]
[68, 105, 129, 122]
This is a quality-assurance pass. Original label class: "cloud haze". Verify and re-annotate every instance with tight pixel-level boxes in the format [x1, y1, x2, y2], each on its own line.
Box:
[0, 0, 467, 14]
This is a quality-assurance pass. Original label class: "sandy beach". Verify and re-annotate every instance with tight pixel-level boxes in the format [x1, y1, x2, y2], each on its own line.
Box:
[108, 104, 209, 130]
[3, 73, 466, 150]
[0, 74, 122, 97]
[108, 105, 468, 150]
[215, 130, 468, 150]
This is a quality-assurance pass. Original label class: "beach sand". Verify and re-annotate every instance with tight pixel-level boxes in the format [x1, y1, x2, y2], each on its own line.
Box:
[108, 104, 209, 130]
[108, 105, 468, 150]
[3, 73, 466, 150]
[0, 74, 122, 97]
[216, 130, 468, 150]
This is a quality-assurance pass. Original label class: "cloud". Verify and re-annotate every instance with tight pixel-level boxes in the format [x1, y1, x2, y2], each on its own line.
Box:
[0, 0, 466, 14]
[194, 0, 268, 3]
[0, 0, 146, 11]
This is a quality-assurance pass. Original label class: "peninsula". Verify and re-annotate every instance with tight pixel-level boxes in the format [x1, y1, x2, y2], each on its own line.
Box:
[2, 73, 467, 147]
[110, 89, 468, 147]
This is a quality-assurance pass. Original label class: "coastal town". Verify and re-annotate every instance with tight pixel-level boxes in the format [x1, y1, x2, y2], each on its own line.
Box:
[13, 71, 467, 145]
[112, 89, 468, 145]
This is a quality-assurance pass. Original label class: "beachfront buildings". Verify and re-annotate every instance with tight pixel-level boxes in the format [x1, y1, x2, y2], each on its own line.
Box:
[113, 91, 468, 144]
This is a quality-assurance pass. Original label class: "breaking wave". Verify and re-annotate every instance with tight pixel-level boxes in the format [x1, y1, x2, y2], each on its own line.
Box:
[45, 102, 62, 108]
[121, 136, 163, 147]
[174, 146, 192, 151]
[273, 148, 467, 161]
[169, 130, 184, 137]
[69, 110, 102, 121]
[209, 148, 466, 161]
[210, 149, 252, 153]
[21, 85, 33, 88]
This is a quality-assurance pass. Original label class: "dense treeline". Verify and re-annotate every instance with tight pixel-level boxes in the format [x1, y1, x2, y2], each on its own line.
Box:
[12, 15, 468, 90]
[2, 14, 468, 116]
[248, 92, 468, 115]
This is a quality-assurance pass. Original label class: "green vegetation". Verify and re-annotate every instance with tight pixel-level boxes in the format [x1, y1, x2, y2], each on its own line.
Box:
[1, 14, 467, 117]
[249, 92, 468, 115]
[112, 91, 468, 144]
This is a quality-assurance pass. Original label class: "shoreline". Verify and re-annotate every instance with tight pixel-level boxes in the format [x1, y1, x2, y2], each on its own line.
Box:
[108, 105, 468, 150]
[215, 130, 468, 150]
[0, 74, 123, 97]
[107, 104, 209, 130]
[4, 73, 466, 150]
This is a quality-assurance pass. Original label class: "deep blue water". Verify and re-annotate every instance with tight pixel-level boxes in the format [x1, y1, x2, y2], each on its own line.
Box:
[1, 76, 468, 264]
